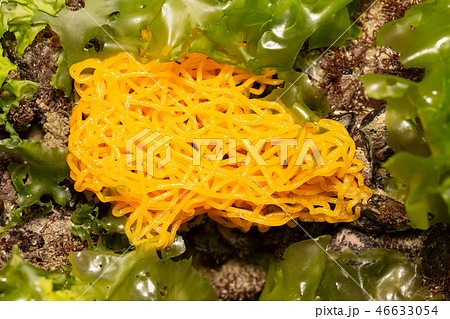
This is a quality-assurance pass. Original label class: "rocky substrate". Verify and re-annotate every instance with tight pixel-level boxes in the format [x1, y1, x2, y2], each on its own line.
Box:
[0, 0, 447, 301]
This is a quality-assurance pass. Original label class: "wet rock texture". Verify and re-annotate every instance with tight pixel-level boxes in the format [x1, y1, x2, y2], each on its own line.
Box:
[202, 260, 266, 301]
[314, 0, 424, 117]
[65, 0, 85, 11]
[420, 225, 450, 300]
[1, 26, 73, 147]
[0, 22, 80, 270]
[0, 209, 85, 271]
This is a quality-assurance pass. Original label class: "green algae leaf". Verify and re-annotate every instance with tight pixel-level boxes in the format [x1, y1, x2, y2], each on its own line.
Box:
[70, 202, 101, 247]
[32, 0, 65, 15]
[0, 47, 17, 87]
[5, 139, 71, 208]
[0, 237, 425, 301]
[259, 235, 329, 300]
[308, 5, 360, 50]
[0, 138, 71, 233]
[0, 0, 65, 89]
[361, 0, 450, 229]
[46, 0, 355, 95]
[71, 201, 130, 251]
[0, 79, 70, 234]
[71, 200, 187, 255]
[0, 243, 216, 300]
[0, 246, 69, 301]
[0, 0, 65, 55]
[260, 236, 427, 301]
[0, 80, 39, 137]
[264, 72, 330, 123]
[315, 249, 427, 301]
[69, 243, 215, 300]
[0, 79, 39, 131]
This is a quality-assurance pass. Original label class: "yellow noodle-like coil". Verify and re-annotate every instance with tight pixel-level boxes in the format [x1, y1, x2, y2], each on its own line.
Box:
[68, 52, 372, 248]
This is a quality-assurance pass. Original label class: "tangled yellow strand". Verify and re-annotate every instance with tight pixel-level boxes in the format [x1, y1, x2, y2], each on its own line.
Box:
[68, 52, 372, 248]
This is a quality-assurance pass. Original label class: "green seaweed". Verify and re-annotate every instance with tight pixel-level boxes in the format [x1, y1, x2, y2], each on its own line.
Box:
[0, 1, 70, 221]
[260, 236, 428, 301]
[0, 0, 65, 70]
[0, 235, 426, 301]
[44, 0, 356, 95]
[0, 81, 70, 234]
[0, 242, 216, 300]
[70, 201, 129, 251]
[0, 246, 69, 301]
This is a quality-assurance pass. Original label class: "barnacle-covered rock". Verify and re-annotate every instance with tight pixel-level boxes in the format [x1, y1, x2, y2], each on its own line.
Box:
[327, 226, 377, 254]
[203, 260, 265, 301]
[351, 194, 410, 233]
[0, 209, 85, 271]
